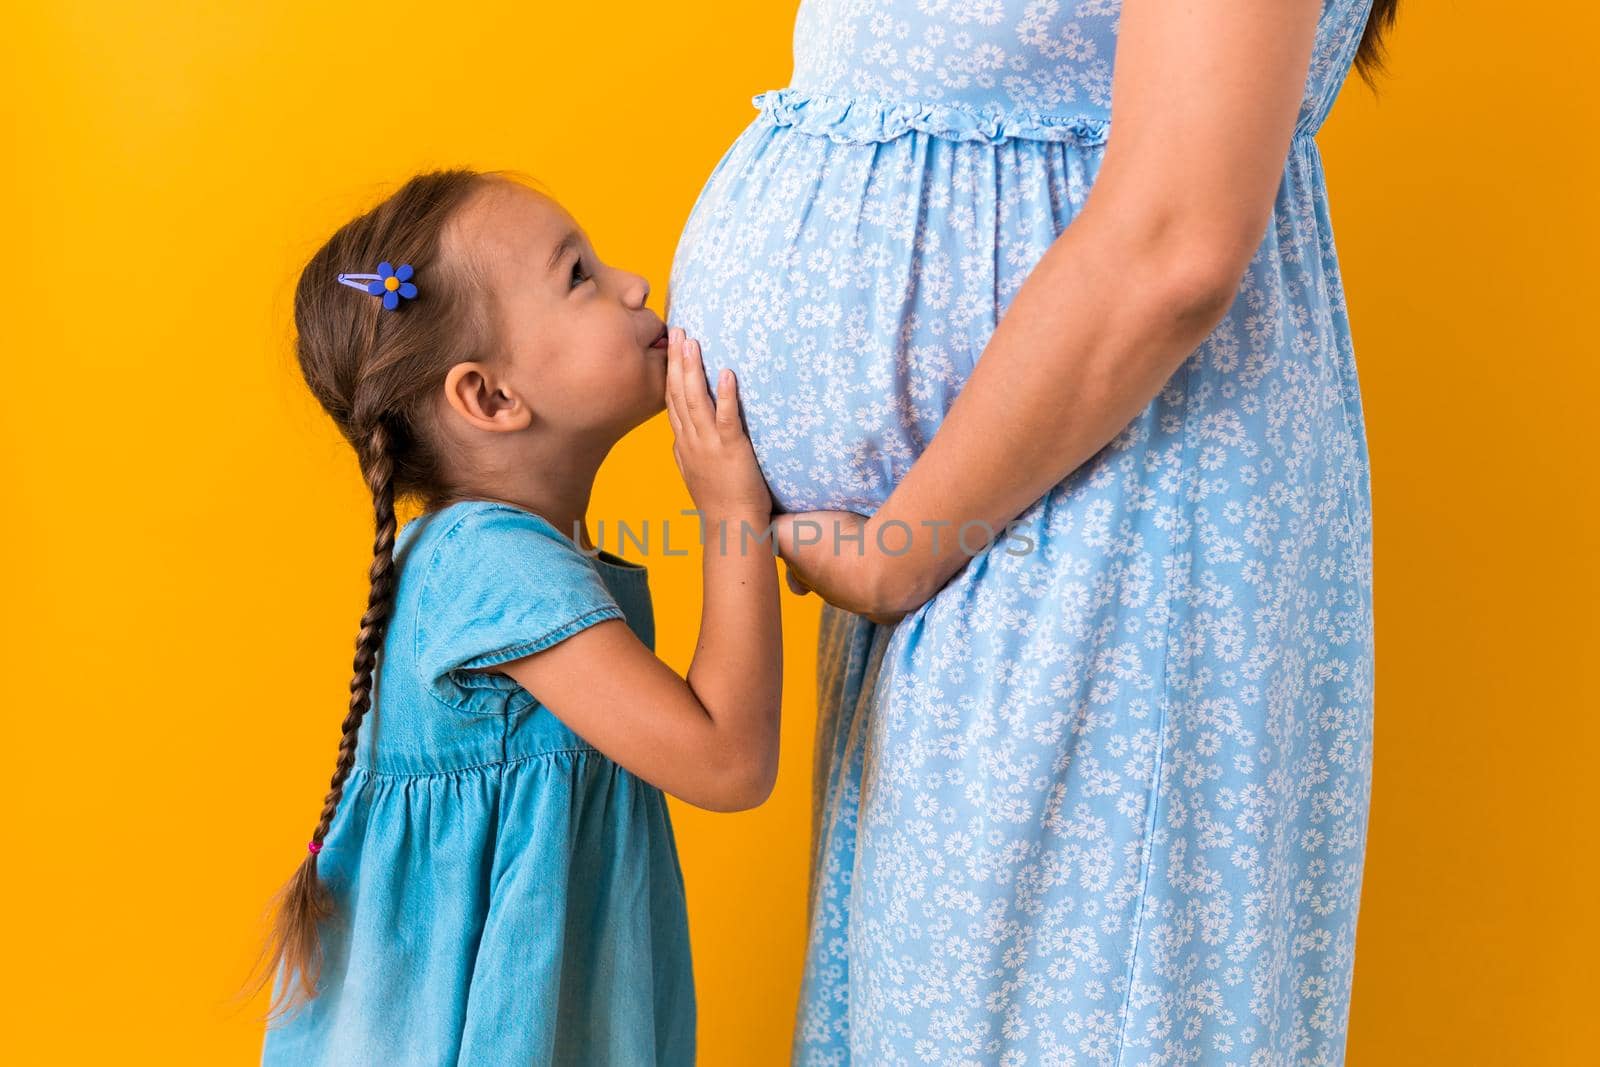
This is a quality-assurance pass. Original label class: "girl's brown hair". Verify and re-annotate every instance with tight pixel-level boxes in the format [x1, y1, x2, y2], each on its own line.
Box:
[246, 167, 513, 1018]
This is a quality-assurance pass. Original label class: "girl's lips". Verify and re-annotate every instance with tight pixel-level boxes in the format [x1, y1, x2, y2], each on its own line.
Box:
[649, 326, 669, 349]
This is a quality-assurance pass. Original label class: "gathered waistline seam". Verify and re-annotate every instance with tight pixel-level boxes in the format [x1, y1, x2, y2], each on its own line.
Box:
[352, 746, 606, 780]
[752, 86, 1320, 146]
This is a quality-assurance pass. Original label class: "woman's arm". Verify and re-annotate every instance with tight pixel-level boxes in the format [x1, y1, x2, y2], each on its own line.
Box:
[492, 333, 783, 812]
[775, 0, 1326, 617]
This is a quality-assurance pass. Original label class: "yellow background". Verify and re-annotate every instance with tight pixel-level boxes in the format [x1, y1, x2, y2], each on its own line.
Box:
[2, 1, 1595, 1063]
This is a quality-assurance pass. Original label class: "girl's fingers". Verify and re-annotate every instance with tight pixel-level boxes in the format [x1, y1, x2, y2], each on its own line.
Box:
[664, 351, 683, 438]
[664, 390, 683, 438]
[681, 338, 710, 431]
[665, 331, 694, 439]
[664, 330, 680, 403]
[715, 366, 741, 433]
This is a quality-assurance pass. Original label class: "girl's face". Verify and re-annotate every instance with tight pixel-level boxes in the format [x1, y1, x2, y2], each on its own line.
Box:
[446, 180, 669, 447]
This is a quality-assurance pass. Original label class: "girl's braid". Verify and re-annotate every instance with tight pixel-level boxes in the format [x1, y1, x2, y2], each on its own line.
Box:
[309, 419, 398, 851]
[248, 418, 401, 1021]
[243, 166, 520, 1021]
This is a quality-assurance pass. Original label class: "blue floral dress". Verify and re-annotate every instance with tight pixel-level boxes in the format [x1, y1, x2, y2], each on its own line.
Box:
[261, 500, 694, 1066]
[667, 1, 1377, 1062]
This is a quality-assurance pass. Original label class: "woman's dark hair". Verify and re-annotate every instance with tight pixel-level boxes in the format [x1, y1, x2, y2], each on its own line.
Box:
[1354, 0, 1400, 88]
[244, 166, 520, 1018]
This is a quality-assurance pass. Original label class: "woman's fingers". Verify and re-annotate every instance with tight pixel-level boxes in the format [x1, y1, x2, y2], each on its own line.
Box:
[784, 566, 812, 596]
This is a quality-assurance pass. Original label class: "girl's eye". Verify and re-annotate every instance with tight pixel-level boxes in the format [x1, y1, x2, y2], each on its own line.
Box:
[569, 257, 591, 289]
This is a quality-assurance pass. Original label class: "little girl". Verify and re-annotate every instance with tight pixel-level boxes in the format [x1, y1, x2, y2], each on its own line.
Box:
[251, 168, 782, 1066]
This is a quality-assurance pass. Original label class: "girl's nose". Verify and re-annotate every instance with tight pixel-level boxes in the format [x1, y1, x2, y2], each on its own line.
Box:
[625, 271, 650, 309]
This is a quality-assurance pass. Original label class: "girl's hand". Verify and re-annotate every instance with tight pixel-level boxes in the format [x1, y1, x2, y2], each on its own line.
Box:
[665, 328, 773, 523]
[771, 512, 908, 626]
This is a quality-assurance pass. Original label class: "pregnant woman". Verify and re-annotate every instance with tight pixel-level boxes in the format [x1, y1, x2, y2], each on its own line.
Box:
[668, 0, 1386, 1062]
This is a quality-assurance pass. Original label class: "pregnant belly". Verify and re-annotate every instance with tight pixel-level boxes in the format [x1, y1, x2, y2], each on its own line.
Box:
[665, 118, 1103, 515]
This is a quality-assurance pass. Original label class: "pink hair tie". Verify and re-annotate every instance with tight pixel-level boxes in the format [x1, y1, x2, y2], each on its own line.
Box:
[307, 841, 323, 855]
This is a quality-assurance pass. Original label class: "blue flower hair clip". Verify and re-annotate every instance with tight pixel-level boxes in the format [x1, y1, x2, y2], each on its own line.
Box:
[337, 261, 418, 310]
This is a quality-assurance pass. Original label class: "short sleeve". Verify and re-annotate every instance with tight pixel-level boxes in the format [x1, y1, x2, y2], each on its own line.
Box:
[413, 504, 626, 711]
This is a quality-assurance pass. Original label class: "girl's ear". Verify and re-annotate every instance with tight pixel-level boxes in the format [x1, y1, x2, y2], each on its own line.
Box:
[442, 361, 534, 432]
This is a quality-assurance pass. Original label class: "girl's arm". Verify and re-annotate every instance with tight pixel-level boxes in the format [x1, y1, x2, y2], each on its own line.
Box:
[774, 0, 1326, 618]
[492, 332, 783, 812]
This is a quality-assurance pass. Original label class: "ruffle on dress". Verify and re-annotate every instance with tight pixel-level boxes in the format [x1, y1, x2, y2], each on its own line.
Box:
[751, 86, 1112, 147]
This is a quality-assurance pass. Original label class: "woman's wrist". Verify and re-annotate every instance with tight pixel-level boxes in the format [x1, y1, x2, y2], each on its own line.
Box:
[862, 533, 934, 616]
[863, 500, 964, 616]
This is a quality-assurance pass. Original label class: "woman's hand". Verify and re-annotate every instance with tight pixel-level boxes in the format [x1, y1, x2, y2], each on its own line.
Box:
[771, 512, 909, 626]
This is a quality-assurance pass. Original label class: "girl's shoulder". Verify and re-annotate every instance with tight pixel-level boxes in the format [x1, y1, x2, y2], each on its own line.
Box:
[397, 500, 635, 713]
[402, 499, 623, 630]
[397, 500, 602, 592]
[400, 497, 572, 559]
[397, 499, 649, 596]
